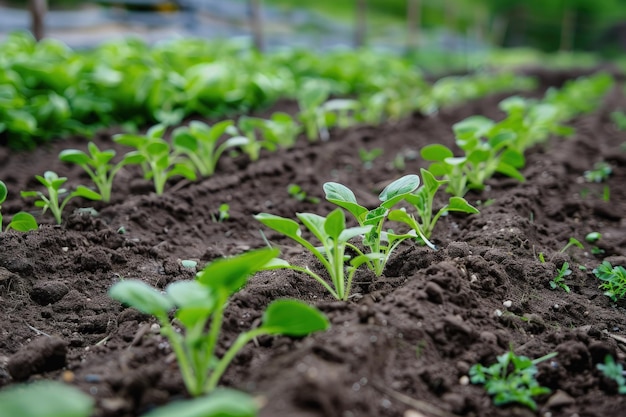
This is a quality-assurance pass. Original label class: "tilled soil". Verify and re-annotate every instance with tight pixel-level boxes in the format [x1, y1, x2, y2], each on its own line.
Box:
[1, 69, 626, 417]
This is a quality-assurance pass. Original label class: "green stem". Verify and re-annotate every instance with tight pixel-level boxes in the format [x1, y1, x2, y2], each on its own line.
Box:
[159, 316, 201, 396]
[202, 293, 227, 387]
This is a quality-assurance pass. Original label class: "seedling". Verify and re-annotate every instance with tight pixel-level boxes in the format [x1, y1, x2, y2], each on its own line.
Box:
[559, 237, 584, 253]
[0, 380, 94, 417]
[586, 232, 602, 243]
[21, 171, 101, 224]
[210, 203, 230, 223]
[0, 181, 38, 232]
[297, 80, 332, 141]
[323, 175, 427, 276]
[597, 355, 626, 394]
[59, 142, 144, 202]
[358, 147, 383, 170]
[401, 168, 479, 239]
[237, 115, 300, 161]
[584, 162, 612, 183]
[114, 124, 197, 195]
[611, 110, 626, 131]
[593, 261, 626, 302]
[550, 262, 571, 292]
[256, 209, 377, 300]
[171, 120, 249, 177]
[109, 248, 329, 396]
[469, 350, 557, 411]
[287, 184, 320, 204]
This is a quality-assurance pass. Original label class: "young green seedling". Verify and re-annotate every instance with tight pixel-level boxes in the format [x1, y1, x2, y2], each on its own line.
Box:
[584, 161, 612, 183]
[597, 355, 626, 394]
[401, 168, 479, 239]
[113, 124, 197, 195]
[358, 147, 383, 170]
[59, 142, 144, 202]
[559, 237, 584, 254]
[287, 184, 320, 204]
[469, 350, 557, 411]
[256, 209, 377, 300]
[21, 171, 101, 224]
[0, 380, 94, 417]
[237, 112, 301, 153]
[297, 79, 332, 141]
[323, 175, 427, 276]
[171, 120, 249, 177]
[550, 262, 571, 292]
[210, 203, 230, 223]
[109, 248, 329, 396]
[0, 180, 38, 232]
[593, 261, 626, 302]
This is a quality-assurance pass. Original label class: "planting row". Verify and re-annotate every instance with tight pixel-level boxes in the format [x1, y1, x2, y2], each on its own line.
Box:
[0, 31, 534, 149]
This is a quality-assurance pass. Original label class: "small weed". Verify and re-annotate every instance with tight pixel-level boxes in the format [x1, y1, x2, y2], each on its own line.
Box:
[0, 181, 38, 232]
[287, 184, 320, 204]
[584, 161, 612, 183]
[211, 203, 230, 223]
[559, 237, 584, 253]
[597, 355, 626, 394]
[550, 262, 571, 292]
[593, 261, 626, 302]
[470, 350, 557, 410]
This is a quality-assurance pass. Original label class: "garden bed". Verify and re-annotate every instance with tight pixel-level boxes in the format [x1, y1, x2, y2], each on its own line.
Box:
[1, 69, 626, 417]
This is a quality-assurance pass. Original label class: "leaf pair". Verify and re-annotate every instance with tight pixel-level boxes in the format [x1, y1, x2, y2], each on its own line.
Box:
[0, 180, 38, 232]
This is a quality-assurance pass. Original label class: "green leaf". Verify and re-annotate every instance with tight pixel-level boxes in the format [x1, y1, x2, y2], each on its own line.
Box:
[140, 388, 257, 417]
[113, 133, 147, 148]
[260, 299, 329, 336]
[166, 280, 214, 310]
[122, 151, 146, 165]
[6, 212, 38, 232]
[323, 182, 368, 220]
[172, 129, 199, 152]
[59, 149, 91, 165]
[0, 180, 7, 204]
[109, 279, 173, 316]
[254, 213, 302, 240]
[421, 144, 453, 162]
[379, 174, 420, 208]
[500, 149, 525, 168]
[196, 248, 279, 294]
[324, 209, 345, 241]
[338, 225, 373, 242]
[0, 381, 94, 417]
[169, 164, 198, 181]
[495, 162, 525, 182]
[73, 186, 103, 201]
[420, 167, 447, 194]
[447, 197, 479, 214]
[297, 212, 328, 243]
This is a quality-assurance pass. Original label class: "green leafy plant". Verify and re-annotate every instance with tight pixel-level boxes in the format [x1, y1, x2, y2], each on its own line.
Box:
[109, 248, 329, 396]
[21, 171, 101, 224]
[597, 355, 626, 394]
[255, 209, 376, 300]
[358, 147, 383, 170]
[171, 120, 249, 177]
[593, 261, 626, 302]
[0, 180, 38, 232]
[59, 142, 144, 202]
[401, 168, 479, 240]
[0, 380, 94, 417]
[559, 237, 584, 253]
[550, 262, 571, 292]
[114, 124, 197, 195]
[287, 184, 320, 204]
[584, 161, 612, 183]
[323, 175, 424, 276]
[211, 203, 230, 223]
[469, 350, 558, 411]
[297, 79, 332, 141]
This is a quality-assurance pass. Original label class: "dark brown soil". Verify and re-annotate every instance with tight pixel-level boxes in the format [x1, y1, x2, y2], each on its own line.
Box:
[2, 70, 626, 417]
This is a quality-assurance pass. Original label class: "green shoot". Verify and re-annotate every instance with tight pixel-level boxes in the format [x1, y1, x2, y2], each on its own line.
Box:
[469, 350, 557, 411]
[597, 355, 626, 394]
[59, 142, 144, 202]
[109, 248, 329, 396]
[211, 203, 230, 223]
[538, 252, 546, 263]
[256, 209, 377, 300]
[593, 261, 626, 302]
[0, 381, 94, 417]
[21, 171, 101, 224]
[297, 80, 332, 141]
[559, 237, 584, 253]
[358, 148, 383, 170]
[114, 124, 197, 195]
[287, 184, 320, 204]
[584, 162, 612, 183]
[323, 175, 424, 276]
[586, 232, 602, 243]
[550, 262, 571, 292]
[171, 120, 248, 177]
[603, 185, 611, 202]
[0, 180, 38, 232]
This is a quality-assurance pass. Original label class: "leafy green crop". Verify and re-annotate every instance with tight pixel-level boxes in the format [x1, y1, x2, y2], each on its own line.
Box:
[470, 350, 557, 410]
[171, 120, 248, 176]
[0, 180, 38, 232]
[597, 355, 626, 394]
[0, 381, 94, 417]
[237, 112, 302, 158]
[21, 171, 101, 224]
[110, 248, 328, 396]
[593, 261, 626, 302]
[550, 262, 572, 292]
[323, 175, 424, 276]
[59, 142, 144, 202]
[114, 124, 197, 195]
[256, 209, 377, 300]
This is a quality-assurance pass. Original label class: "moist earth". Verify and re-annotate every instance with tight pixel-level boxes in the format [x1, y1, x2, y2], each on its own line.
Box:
[1, 69, 626, 417]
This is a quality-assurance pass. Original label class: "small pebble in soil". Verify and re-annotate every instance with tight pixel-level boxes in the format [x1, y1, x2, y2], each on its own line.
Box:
[494, 309, 503, 317]
[459, 375, 469, 385]
[503, 300, 513, 308]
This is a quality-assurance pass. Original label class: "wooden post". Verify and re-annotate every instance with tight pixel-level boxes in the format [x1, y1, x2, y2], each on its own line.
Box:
[249, 0, 264, 52]
[30, 0, 47, 41]
[406, 0, 421, 51]
[354, 0, 367, 48]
